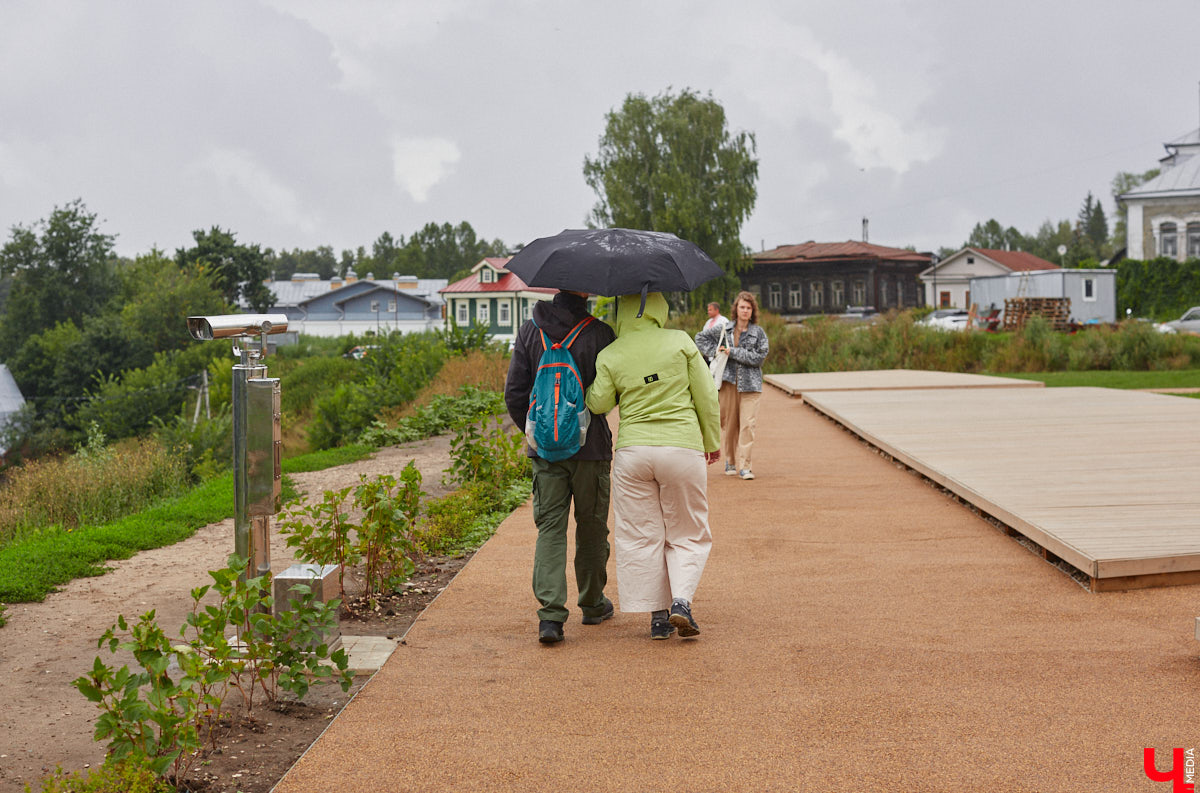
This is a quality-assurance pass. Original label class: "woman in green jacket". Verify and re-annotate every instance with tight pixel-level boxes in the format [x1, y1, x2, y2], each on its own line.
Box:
[585, 292, 721, 639]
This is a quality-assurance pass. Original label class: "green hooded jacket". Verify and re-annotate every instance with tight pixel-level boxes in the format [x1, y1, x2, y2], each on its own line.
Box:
[585, 292, 720, 453]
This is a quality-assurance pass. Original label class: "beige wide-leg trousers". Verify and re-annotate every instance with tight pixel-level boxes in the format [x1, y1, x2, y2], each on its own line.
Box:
[718, 382, 761, 472]
[611, 445, 712, 612]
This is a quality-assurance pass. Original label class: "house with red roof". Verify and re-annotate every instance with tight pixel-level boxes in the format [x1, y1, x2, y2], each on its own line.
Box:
[920, 248, 1058, 309]
[439, 257, 558, 341]
[743, 241, 932, 317]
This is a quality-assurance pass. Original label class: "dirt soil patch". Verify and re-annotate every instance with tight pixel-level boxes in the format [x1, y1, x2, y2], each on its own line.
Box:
[0, 434, 468, 793]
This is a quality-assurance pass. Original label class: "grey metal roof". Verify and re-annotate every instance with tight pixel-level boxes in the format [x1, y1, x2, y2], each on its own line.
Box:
[0, 365, 25, 415]
[260, 278, 449, 309]
[1120, 154, 1200, 198]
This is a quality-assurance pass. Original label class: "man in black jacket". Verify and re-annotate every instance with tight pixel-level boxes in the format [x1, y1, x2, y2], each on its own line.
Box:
[505, 290, 616, 644]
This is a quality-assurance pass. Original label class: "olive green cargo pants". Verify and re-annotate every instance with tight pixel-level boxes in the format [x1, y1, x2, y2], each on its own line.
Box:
[530, 458, 611, 624]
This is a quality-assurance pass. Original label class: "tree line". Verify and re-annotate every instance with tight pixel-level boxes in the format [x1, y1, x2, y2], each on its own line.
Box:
[950, 168, 1161, 267]
[0, 200, 515, 457]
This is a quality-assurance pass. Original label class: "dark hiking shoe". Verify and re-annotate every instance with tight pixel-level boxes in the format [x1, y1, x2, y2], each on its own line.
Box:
[581, 598, 614, 625]
[650, 616, 676, 640]
[538, 620, 564, 643]
[669, 602, 700, 637]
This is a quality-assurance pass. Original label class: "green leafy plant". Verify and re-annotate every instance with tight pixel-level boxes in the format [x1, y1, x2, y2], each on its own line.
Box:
[26, 759, 174, 793]
[353, 465, 424, 598]
[74, 610, 208, 781]
[358, 386, 505, 447]
[445, 414, 530, 504]
[276, 487, 357, 598]
[74, 555, 351, 789]
[418, 478, 532, 554]
[439, 316, 498, 355]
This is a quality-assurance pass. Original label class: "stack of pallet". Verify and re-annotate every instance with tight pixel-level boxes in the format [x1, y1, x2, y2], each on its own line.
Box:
[1003, 297, 1071, 331]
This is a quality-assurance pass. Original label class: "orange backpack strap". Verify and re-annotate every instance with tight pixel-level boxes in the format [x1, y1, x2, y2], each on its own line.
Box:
[561, 316, 595, 349]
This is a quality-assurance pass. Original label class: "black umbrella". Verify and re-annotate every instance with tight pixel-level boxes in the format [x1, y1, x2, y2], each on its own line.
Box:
[504, 228, 724, 316]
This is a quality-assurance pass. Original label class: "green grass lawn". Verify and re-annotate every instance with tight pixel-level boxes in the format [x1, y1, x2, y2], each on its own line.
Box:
[997, 370, 1200, 389]
[0, 444, 375, 607]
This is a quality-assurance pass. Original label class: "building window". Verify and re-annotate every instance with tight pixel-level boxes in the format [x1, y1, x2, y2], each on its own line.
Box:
[1188, 223, 1200, 258]
[477, 301, 490, 325]
[1082, 278, 1096, 302]
[880, 280, 890, 307]
[789, 283, 802, 309]
[831, 280, 844, 306]
[852, 280, 866, 306]
[939, 291, 951, 308]
[768, 283, 782, 309]
[523, 302, 531, 320]
[481, 268, 494, 284]
[456, 301, 468, 325]
[387, 300, 396, 312]
[809, 281, 824, 307]
[1161, 222, 1179, 258]
[498, 301, 511, 325]
[748, 284, 762, 305]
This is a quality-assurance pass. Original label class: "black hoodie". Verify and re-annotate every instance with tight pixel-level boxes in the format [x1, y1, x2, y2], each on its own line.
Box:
[504, 292, 616, 460]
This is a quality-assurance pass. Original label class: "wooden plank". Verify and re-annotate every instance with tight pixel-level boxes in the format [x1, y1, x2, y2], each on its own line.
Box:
[764, 369, 1044, 397]
[803, 386, 1200, 587]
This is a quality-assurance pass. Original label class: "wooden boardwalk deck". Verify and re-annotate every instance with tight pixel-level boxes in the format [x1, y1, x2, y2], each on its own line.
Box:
[800, 385, 1200, 590]
[765, 369, 1043, 396]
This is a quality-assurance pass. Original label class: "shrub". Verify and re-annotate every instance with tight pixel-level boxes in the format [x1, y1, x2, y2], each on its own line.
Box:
[75, 556, 350, 788]
[150, 406, 233, 483]
[27, 760, 173, 793]
[417, 478, 531, 555]
[306, 330, 451, 450]
[352, 465, 424, 596]
[360, 386, 506, 447]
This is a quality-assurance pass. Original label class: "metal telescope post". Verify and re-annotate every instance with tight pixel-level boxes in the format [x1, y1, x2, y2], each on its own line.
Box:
[187, 314, 287, 583]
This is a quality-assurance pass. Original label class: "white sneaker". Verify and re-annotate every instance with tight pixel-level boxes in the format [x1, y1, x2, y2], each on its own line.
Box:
[724, 463, 737, 476]
[739, 469, 754, 480]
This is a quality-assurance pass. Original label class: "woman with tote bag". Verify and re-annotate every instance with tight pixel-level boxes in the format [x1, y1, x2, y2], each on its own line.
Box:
[694, 291, 769, 480]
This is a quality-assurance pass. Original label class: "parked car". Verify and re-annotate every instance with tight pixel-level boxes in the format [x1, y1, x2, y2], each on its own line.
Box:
[1159, 307, 1200, 334]
[919, 309, 970, 331]
[343, 344, 379, 359]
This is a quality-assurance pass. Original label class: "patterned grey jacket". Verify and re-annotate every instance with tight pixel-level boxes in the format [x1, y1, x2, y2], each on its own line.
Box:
[694, 320, 769, 393]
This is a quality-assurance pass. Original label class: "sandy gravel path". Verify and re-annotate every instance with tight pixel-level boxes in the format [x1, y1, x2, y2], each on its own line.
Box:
[0, 436, 451, 792]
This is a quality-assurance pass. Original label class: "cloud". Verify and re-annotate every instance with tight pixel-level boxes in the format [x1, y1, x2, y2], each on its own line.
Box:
[391, 137, 461, 203]
[188, 148, 317, 234]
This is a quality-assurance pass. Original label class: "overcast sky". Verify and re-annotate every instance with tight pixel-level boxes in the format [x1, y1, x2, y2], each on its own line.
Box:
[2, 0, 1198, 261]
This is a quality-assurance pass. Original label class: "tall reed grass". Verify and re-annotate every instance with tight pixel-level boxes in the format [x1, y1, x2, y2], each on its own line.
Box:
[677, 308, 1200, 375]
[0, 436, 189, 547]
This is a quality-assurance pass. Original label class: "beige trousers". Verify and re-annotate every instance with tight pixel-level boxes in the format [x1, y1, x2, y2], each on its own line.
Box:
[718, 382, 761, 471]
[611, 445, 712, 612]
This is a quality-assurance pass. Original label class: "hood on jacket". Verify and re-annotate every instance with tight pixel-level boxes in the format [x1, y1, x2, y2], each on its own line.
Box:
[532, 291, 591, 338]
[613, 292, 668, 336]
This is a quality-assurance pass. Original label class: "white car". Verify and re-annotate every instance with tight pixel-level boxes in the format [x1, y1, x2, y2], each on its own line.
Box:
[920, 309, 970, 331]
[1160, 307, 1200, 334]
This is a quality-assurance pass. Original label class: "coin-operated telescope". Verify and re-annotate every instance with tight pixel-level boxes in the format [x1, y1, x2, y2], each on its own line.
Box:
[187, 314, 288, 581]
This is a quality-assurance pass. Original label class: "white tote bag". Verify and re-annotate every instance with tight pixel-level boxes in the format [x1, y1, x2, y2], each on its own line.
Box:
[708, 326, 729, 389]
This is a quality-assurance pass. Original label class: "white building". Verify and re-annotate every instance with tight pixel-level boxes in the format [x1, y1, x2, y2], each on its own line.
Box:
[1119, 129, 1200, 261]
[969, 269, 1117, 325]
[919, 248, 1059, 309]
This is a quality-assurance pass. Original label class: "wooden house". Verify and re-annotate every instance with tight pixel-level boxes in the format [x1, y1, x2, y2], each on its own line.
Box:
[741, 241, 931, 317]
[439, 258, 557, 342]
[920, 248, 1058, 310]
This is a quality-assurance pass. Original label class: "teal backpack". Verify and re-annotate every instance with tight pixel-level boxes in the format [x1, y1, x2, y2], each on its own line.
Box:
[526, 316, 594, 461]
